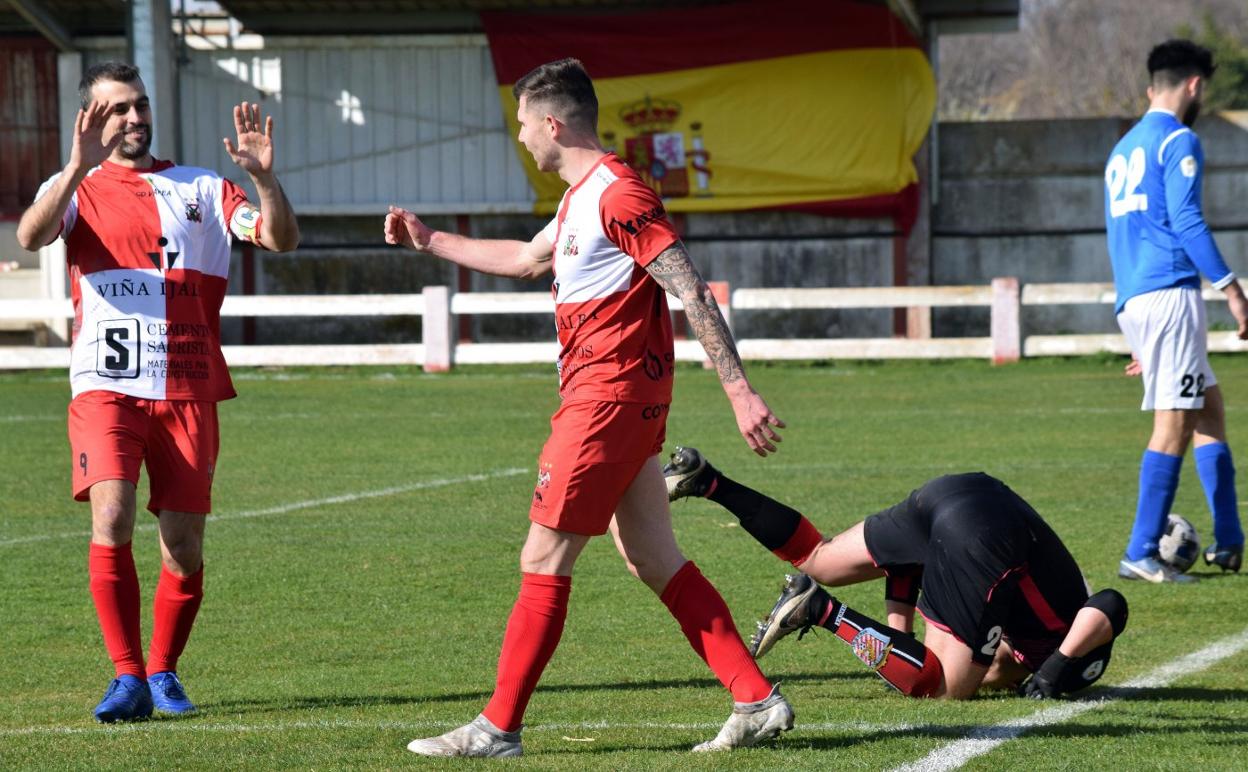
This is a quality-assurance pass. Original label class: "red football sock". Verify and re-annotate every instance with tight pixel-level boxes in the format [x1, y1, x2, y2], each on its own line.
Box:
[148, 565, 204, 675]
[482, 573, 572, 732]
[815, 597, 944, 697]
[660, 561, 773, 703]
[775, 516, 823, 567]
[88, 542, 145, 678]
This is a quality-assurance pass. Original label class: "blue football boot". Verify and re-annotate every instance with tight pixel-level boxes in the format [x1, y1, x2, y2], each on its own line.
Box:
[93, 674, 153, 723]
[148, 671, 197, 714]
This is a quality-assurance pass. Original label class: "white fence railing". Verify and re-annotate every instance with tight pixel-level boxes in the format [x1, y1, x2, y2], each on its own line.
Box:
[3, 279, 1246, 371]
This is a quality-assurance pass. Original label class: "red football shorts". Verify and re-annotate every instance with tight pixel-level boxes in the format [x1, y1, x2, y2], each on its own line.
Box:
[67, 390, 220, 515]
[529, 399, 669, 535]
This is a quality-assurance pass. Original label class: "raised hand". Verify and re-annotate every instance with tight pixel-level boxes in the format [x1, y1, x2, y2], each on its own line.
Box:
[729, 387, 785, 457]
[223, 102, 274, 177]
[70, 100, 122, 171]
[384, 206, 434, 251]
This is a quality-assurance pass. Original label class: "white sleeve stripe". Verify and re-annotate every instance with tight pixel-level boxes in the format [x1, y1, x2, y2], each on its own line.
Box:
[1158, 127, 1192, 165]
[1212, 273, 1236, 290]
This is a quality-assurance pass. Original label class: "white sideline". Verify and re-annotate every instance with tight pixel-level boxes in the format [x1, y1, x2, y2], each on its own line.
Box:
[0, 468, 527, 547]
[2, 717, 913, 738]
[892, 626, 1248, 772]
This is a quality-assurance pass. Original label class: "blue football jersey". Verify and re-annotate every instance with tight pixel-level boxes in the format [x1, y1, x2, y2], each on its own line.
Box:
[1104, 109, 1233, 312]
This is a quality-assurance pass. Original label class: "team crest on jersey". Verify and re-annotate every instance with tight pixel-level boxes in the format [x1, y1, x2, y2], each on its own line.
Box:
[184, 201, 202, 223]
[602, 95, 712, 199]
[561, 232, 579, 257]
[850, 628, 892, 671]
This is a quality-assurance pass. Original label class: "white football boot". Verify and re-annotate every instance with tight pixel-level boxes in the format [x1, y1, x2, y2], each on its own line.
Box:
[406, 714, 522, 758]
[692, 685, 794, 752]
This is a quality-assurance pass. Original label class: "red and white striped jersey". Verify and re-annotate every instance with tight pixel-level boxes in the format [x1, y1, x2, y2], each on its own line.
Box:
[36, 160, 260, 401]
[542, 153, 679, 403]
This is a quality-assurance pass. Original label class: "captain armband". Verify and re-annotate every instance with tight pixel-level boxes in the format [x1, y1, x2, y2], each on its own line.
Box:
[229, 204, 262, 244]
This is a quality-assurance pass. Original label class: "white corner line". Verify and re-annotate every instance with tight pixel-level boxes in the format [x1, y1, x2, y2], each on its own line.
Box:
[892, 626, 1248, 772]
[0, 468, 528, 547]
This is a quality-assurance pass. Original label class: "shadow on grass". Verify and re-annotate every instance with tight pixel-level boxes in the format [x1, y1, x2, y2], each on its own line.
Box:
[202, 671, 873, 715]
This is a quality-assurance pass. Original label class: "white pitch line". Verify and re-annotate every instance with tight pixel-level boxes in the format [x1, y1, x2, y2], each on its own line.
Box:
[1, 717, 913, 739]
[0, 468, 527, 547]
[893, 626, 1248, 772]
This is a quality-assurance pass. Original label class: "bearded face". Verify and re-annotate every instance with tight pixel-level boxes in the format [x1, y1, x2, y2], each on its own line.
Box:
[1182, 99, 1201, 127]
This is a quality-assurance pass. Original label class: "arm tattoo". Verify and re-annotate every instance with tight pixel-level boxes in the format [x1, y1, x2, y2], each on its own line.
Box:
[646, 244, 746, 385]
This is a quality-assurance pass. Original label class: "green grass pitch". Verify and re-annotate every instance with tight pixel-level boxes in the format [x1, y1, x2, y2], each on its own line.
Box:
[2, 357, 1246, 770]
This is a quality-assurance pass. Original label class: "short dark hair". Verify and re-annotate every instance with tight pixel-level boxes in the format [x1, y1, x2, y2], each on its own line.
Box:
[1148, 39, 1215, 89]
[512, 58, 598, 133]
[79, 61, 142, 108]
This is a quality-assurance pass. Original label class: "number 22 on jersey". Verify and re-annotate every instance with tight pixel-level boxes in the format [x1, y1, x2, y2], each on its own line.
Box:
[1106, 146, 1148, 218]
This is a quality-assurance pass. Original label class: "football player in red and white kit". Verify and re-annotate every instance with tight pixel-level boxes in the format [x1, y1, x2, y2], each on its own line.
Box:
[386, 58, 790, 757]
[16, 62, 299, 722]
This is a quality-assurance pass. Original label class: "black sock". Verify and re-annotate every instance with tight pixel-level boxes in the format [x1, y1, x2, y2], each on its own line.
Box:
[707, 474, 803, 552]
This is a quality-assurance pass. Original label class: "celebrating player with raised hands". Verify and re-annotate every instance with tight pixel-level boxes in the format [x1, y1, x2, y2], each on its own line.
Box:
[17, 62, 298, 723]
[665, 448, 1129, 701]
[388, 58, 791, 757]
[1104, 40, 1246, 583]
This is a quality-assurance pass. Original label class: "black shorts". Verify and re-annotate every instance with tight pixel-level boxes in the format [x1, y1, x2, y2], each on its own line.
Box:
[864, 474, 1085, 667]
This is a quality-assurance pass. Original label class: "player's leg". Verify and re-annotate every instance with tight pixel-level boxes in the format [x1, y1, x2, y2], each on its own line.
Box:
[478, 522, 588, 731]
[144, 400, 218, 714]
[70, 392, 152, 722]
[1117, 289, 1199, 581]
[409, 400, 603, 758]
[88, 480, 145, 677]
[613, 457, 792, 751]
[921, 625, 989, 699]
[147, 511, 205, 713]
[664, 446, 877, 582]
[1192, 386, 1244, 571]
[749, 573, 947, 697]
[409, 522, 588, 758]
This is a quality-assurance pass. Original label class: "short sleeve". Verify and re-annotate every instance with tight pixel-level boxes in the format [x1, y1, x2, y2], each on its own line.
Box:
[34, 172, 78, 240]
[599, 178, 679, 266]
[541, 215, 559, 244]
[221, 177, 263, 245]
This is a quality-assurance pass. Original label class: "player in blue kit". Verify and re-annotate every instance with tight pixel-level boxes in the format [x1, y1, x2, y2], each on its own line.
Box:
[1105, 40, 1247, 582]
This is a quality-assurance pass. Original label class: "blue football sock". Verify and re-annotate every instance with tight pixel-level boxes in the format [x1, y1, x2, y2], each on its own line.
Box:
[1194, 442, 1245, 548]
[1126, 450, 1183, 560]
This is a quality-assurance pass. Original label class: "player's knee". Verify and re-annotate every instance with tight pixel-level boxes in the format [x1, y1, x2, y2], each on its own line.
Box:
[1084, 589, 1128, 638]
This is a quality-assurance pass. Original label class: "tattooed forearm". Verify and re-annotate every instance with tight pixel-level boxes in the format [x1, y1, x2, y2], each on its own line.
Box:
[646, 244, 746, 385]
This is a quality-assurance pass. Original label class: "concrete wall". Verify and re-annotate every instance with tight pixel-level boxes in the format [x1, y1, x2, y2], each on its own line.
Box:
[933, 116, 1248, 337]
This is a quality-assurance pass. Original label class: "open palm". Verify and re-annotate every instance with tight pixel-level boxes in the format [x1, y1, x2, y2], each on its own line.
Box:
[72, 100, 122, 169]
[223, 102, 274, 176]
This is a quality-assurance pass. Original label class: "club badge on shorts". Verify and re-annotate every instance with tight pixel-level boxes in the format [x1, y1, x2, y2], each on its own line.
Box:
[850, 628, 893, 671]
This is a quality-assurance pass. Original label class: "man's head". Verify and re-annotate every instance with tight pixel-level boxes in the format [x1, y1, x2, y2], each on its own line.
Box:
[79, 61, 152, 161]
[512, 58, 598, 172]
[1147, 39, 1215, 126]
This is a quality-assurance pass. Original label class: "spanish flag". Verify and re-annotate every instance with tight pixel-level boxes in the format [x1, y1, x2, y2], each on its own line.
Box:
[482, 0, 934, 230]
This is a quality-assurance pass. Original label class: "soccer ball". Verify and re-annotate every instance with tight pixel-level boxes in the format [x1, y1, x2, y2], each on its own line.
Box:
[1158, 514, 1201, 572]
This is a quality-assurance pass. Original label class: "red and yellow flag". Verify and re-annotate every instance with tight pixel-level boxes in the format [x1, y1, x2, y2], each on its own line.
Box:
[482, 0, 934, 227]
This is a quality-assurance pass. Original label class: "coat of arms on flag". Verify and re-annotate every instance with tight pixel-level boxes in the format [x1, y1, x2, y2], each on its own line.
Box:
[604, 96, 711, 200]
[850, 628, 893, 671]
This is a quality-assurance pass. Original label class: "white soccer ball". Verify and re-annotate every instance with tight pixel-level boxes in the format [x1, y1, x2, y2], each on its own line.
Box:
[1158, 514, 1201, 573]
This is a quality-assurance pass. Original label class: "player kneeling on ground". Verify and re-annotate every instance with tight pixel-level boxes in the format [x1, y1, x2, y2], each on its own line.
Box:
[665, 448, 1128, 700]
